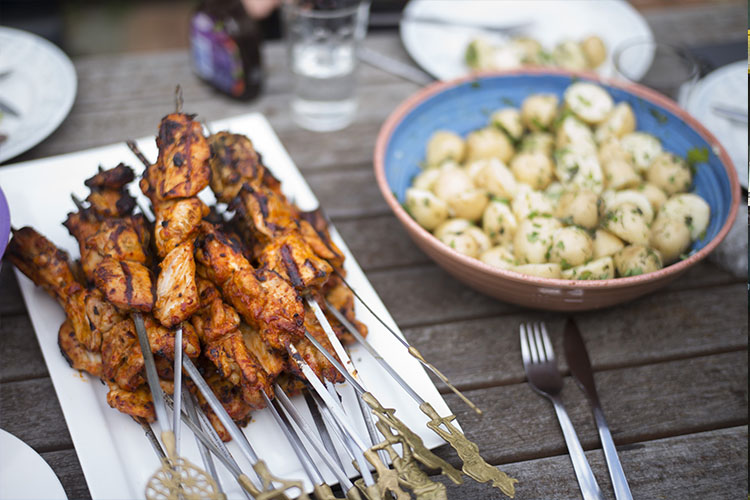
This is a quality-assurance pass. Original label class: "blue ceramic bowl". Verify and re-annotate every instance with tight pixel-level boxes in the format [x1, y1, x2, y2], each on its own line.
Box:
[374, 69, 740, 311]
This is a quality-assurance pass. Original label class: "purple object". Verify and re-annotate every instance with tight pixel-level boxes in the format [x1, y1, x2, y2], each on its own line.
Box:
[0, 185, 10, 259]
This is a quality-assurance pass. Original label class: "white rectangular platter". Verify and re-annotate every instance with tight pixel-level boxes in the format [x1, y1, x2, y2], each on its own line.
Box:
[0, 113, 454, 499]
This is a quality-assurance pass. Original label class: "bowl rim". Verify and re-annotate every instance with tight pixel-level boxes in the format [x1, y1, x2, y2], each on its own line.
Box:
[373, 67, 740, 290]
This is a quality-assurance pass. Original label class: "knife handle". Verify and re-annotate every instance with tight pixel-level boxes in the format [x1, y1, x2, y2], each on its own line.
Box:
[551, 397, 604, 500]
[593, 406, 633, 500]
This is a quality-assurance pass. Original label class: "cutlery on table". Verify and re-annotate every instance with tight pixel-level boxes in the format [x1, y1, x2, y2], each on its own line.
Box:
[520, 322, 604, 500]
[401, 14, 532, 36]
[0, 99, 20, 118]
[564, 319, 633, 500]
[711, 103, 748, 124]
[357, 46, 435, 86]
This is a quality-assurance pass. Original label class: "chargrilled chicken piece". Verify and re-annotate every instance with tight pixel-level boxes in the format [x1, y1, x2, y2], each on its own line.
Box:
[153, 197, 209, 258]
[192, 277, 272, 409]
[321, 277, 368, 344]
[276, 373, 307, 397]
[257, 230, 332, 291]
[194, 356, 253, 440]
[232, 184, 298, 243]
[154, 240, 200, 327]
[106, 383, 155, 421]
[84, 163, 136, 190]
[94, 257, 154, 312]
[85, 219, 150, 265]
[85, 189, 136, 218]
[299, 209, 345, 271]
[58, 319, 102, 377]
[285, 306, 344, 384]
[101, 317, 145, 391]
[144, 315, 200, 360]
[140, 113, 210, 202]
[239, 323, 287, 379]
[6, 227, 78, 302]
[195, 224, 304, 351]
[208, 132, 266, 204]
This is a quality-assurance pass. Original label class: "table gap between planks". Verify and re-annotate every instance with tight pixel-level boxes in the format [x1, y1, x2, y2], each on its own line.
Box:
[0, 6, 747, 498]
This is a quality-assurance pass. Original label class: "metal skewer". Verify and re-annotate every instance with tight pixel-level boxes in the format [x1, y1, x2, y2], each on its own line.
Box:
[304, 393, 347, 473]
[331, 271, 482, 415]
[183, 390, 225, 497]
[173, 327, 183, 459]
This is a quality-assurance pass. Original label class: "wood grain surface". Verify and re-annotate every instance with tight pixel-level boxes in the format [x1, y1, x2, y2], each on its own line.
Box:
[0, 5, 747, 499]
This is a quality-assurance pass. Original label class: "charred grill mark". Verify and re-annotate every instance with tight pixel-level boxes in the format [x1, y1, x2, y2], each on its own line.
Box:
[280, 244, 303, 288]
[108, 223, 128, 254]
[253, 190, 269, 220]
[115, 194, 136, 216]
[160, 119, 182, 145]
[121, 261, 134, 304]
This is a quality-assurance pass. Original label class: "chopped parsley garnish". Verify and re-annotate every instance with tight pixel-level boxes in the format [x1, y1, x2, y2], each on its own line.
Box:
[649, 108, 668, 124]
[686, 147, 709, 167]
[623, 267, 643, 277]
[527, 231, 539, 243]
[501, 97, 515, 106]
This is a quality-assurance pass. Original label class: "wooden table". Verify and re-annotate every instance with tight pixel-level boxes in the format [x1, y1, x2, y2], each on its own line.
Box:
[1, 5, 747, 499]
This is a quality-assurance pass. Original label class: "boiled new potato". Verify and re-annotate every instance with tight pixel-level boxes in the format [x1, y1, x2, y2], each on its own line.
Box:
[602, 157, 640, 190]
[637, 183, 668, 212]
[521, 94, 559, 131]
[465, 127, 515, 163]
[464, 226, 492, 253]
[426, 131, 466, 166]
[649, 216, 692, 264]
[554, 148, 604, 194]
[490, 108, 524, 142]
[553, 40, 588, 70]
[513, 217, 561, 264]
[593, 229, 625, 259]
[562, 256, 615, 280]
[556, 116, 597, 153]
[482, 200, 517, 246]
[606, 190, 654, 223]
[556, 189, 602, 229]
[513, 263, 562, 279]
[510, 151, 555, 189]
[603, 202, 650, 245]
[620, 132, 662, 172]
[548, 226, 594, 267]
[405, 188, 449, 230]
[657, 193, 710, 240]
[464, 38, 495, 70]
[646, 152, 692, 195]
[595, 102, 636, 143]
[439, 232, 480, 258]
[434, 218, 472, 241]
[511, 37, 543, 64]
[480, 246, 516, 270]
[512, 184, 555, 220]
[613, 245, 663, 277]
[446, 189, 489, 221]
[433, 164, 474, 202]
[470, 158, 518, 199]
[520, 132, 555, 155]
[564, 82, 614, 125]
[412, 168, 441, 191]
[597, 136, 630, 167]
[581, 35, 607, 68]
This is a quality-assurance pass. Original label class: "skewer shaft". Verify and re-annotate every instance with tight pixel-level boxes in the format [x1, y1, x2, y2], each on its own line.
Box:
[303, 334, 364, 395]
[304, 393, 346, 473]
[184, 390, 223, 494]
[133, 313, 170, 431]
[173, 327, 183, 458]
[273, 386, 355, 492]
[139, 419, 167, 459]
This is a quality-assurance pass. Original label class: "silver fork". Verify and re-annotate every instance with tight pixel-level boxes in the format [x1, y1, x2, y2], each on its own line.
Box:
[520, 322, 604, 500]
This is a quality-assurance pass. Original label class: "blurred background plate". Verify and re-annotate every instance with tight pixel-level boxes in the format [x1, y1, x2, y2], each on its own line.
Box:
[680, 60, 748, 188]
[400, 0, 654, 81]
[0, 428, 67, 500]
[0, 27, 77, 163]
[0, 185, 9, 262]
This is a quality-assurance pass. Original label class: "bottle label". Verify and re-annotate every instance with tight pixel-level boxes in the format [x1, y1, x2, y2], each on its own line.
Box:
[190, 12, 246, 97]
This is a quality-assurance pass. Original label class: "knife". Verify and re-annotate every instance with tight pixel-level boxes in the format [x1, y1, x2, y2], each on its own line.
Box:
[401, 14, 532, 36]
[0, 98, 20, 118]
[563, 319, 633, 500]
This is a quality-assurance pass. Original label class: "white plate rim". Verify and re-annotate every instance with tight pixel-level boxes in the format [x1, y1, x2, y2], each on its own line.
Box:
[0, 26, 77, 164]
[399, 0, 654, 81]
[0, 428, 67, 500]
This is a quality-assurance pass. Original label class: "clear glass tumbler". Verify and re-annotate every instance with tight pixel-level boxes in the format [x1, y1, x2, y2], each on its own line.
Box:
[282, 0, 370, 132]
[614, 38, 700, 104]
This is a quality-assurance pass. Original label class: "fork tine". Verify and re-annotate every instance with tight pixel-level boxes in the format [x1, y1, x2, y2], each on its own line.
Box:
[526, 323, 540, 364]
[532, 322, 546, 362]
[519, 324, 531, 366]
[540, 322, 555, 362]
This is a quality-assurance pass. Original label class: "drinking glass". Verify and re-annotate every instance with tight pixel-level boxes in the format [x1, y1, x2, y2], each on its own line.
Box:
[614, 38, 700, 103]
[282, 0, 370, 132]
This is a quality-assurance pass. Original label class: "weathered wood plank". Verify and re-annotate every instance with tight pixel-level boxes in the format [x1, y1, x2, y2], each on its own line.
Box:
[0, 260, 25, 316]
[40, 449, 91, 500]
[0, 378, 73, 450]
[0, 314, 48, 382]
[429, 351, 747, 467]
[438, 426, 748, 500]
[404, 283, 746, 390]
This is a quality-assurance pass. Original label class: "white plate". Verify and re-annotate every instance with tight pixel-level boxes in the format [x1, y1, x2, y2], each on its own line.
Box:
[400, 0, 653, 81]
[680, 60, 748, 189]
[0, 428, 67, 500]
[0, 27, 77, 164]
[0, 113, 453, 499]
